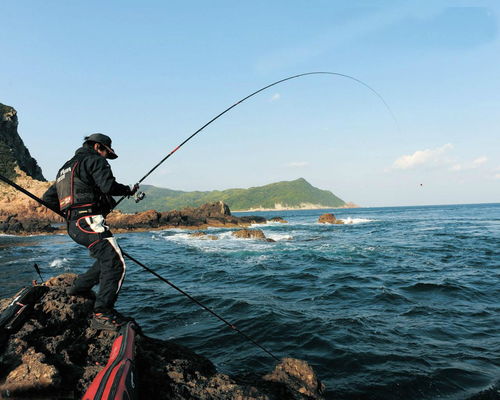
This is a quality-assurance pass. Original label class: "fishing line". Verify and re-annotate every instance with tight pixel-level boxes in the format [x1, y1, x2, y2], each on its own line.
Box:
[115, 71, 398, 207]
[0, 173, 279, 361]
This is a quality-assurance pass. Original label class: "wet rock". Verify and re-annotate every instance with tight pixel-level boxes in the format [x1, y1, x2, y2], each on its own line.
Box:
[190, 232, 218, 240]
[0, 274, 325, 399]
[318, 213, 344, 224]
[232, 229, 275, 242]
[238, 216, 267, 224]
[108, 201, 268, 231]
[263, 358, 325, 399]
[269, 217, 288, 223]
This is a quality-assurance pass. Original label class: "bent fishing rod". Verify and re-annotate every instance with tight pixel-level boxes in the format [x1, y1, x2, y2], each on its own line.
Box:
[0, 173, 279, 362]
[115, 71, 398, 207]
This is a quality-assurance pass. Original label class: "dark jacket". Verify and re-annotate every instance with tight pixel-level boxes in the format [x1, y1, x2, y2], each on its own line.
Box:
[43, 146, 131, 214]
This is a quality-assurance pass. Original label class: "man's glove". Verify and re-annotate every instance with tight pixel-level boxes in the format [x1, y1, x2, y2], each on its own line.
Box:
[129, 183, 140, 196]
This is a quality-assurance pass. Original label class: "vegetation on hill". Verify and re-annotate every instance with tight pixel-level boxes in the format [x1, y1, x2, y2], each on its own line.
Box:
[117, 178, 346, 213]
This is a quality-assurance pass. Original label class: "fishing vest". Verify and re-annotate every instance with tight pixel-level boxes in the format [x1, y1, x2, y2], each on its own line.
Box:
[55, 153, 98, 211]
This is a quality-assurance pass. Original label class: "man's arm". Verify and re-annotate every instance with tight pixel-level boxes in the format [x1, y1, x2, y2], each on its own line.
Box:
[42, 184, 60, 211]
[85, 156, 134, 196]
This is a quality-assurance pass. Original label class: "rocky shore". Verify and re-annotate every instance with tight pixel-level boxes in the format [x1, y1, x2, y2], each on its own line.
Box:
[0, 171, 274, 235]
[0, 274, 325, 399]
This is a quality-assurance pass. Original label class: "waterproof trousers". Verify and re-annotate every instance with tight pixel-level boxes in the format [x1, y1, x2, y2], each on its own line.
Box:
[67, 214, 126, 312]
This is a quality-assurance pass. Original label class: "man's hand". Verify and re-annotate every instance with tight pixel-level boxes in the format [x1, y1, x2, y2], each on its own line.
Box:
[129, 183, 140, 196]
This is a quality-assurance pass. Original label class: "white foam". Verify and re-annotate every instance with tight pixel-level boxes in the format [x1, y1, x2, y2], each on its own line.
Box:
[266, 233, 293, 241]
[249, 220, 287, 228]
[50, 258, 70, 269]
[340, 217, 374, 225]
[161, 230, 276, 253]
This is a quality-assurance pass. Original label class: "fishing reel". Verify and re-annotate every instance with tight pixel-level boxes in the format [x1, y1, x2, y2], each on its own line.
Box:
[134, 191, 146, 203]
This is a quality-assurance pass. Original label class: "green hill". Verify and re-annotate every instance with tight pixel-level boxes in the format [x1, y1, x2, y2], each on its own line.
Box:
[117, 178, 346, 213]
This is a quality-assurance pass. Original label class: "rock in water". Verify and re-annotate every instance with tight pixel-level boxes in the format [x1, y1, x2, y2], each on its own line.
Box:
[318, 213, 344, 224]
[264, 358, 326, 399]
[0, 274, 325, 399]
[232, 228, 275, 242]
[269, 217, 288, 223]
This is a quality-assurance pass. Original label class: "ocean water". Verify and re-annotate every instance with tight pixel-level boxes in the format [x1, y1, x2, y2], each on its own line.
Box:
[1, 203, 499, 399]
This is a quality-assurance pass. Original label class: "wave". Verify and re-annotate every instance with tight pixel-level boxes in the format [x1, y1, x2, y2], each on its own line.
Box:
[49, 257, 70, 269]
[341, 217, 375, 224]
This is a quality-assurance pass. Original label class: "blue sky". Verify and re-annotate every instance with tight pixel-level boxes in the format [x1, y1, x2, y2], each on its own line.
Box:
[1, 1, 498, 206]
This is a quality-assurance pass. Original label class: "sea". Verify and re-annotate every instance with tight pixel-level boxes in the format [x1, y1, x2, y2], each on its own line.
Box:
[1, 203, 499, 400]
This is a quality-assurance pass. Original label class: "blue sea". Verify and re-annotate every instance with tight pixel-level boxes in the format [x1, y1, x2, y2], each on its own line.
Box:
[1, 203, 499, 399]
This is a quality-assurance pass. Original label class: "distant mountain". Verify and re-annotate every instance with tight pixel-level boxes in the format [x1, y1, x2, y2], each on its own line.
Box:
[117, 178, 346, 213]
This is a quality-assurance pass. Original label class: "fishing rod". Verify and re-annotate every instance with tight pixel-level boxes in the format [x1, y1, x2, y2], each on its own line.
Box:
[115, 71, 398, 207]
[0, 173, 280, 361]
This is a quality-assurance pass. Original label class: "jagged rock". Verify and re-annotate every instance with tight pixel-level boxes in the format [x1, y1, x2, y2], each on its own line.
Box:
[318, 213, 344, 224]
[107, 209, 161, 230]
[3, 347, 60, 392]
[238, 216, 268, 224]
[269, 217, 288, 223]
[263, 358, 325, 399]
[0, 214, 57, 234]
[0, 103, 45, 181]
[0, 274, 325, 399]
[192, 201, 231, 216]
[232, 229, 275, 242]
[107, 202, 268, 232]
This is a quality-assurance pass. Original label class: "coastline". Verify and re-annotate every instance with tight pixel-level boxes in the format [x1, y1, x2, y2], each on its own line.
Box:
[233, 202, 359, 213]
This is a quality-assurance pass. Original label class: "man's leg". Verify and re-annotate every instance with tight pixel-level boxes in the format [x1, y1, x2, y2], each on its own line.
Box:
[70, 258, 101, 292]
[89, 236, 126, 312]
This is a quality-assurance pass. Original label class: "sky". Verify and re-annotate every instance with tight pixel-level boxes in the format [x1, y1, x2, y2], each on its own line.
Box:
[0, 0, 498, 207]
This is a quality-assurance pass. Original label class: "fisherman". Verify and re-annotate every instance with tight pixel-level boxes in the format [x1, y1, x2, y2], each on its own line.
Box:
[43, 134, 138, 330]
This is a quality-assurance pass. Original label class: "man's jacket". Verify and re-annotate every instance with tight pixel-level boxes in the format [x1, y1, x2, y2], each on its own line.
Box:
[43, 146, 131, 215]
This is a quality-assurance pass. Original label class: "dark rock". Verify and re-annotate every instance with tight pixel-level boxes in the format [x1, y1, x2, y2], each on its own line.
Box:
[238, 216, 267, 224]
[232, 229, 271, 241]
[263, 358, 325, 399]
[0, 215, 56, 234]
[0, 103, 45, 181]
[108, 202, 269, 232]
[0, 274, 325, 399]
[269, 217, 288, 223]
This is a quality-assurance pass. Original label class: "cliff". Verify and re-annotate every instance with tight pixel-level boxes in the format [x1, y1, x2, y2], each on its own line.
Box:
[0, 274, 325, 399]
[0, 103, 45, 181]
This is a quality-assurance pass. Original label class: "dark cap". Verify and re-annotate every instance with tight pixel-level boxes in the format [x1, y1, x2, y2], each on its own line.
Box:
[85, 133, 118, 159]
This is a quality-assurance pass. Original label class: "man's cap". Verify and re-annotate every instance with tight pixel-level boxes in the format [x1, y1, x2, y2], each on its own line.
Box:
[85, 133, 118, 159]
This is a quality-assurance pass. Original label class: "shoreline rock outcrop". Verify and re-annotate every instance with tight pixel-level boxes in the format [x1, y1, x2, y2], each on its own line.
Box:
[0, 274, 325, 399]
[232, 228, 276, 242]
[318, 213, 344, 224]
[0, 103, 45, 181]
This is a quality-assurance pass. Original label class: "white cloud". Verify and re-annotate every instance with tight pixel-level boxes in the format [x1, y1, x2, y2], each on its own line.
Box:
[392, 143, 453, 170]
[285, 161, 309, 168]
[494, 173, 500, 180]
[449, 156, 489, 172]
[270, 93, 281, 102]
[472, 156, 488, 166]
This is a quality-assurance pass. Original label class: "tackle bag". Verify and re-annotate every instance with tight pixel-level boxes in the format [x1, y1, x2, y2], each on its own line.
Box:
[0, 285, 48, 348]
[83, 322, 138, 400]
